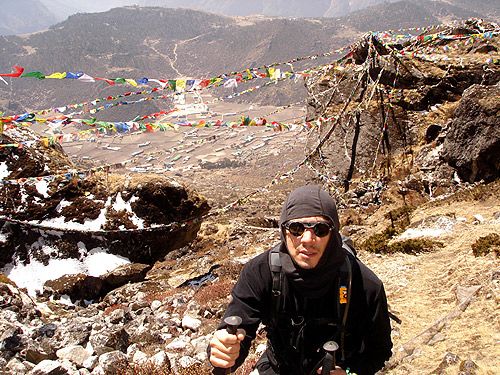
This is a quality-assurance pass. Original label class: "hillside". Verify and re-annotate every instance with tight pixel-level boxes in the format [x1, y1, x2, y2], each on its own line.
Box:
[1, 0, 497, 36]
[0, 2, 487, 119]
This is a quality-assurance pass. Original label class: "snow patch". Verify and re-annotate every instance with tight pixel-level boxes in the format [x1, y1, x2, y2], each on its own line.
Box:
[0, 161, 9, 179]
[84, 250, 130, 277]
[2, 247, 131, 296]
[35, 179, 50, 198]
[112, 193, 144, 229]
[0, 232, 8, 243]
[396, 216, 456, 240]
[112, 192, 130, 211]
[56, 199, 72, 213]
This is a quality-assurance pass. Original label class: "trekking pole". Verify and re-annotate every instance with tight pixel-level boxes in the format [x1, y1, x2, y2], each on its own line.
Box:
[212, 316, 243, 375]
[321, 341, 339, 375]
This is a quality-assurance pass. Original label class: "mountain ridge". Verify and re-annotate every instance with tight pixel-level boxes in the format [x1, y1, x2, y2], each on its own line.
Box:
[1, 0, 497, 36]
[0, 2, 489, 117]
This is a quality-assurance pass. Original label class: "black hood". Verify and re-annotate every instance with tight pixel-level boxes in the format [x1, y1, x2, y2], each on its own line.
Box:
[277, 185, 344, 298]
[279, 185, 340, 230]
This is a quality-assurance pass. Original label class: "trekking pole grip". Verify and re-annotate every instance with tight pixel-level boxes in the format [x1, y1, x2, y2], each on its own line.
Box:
[212, 316, 243, 375]
[321, 341, 339, 375]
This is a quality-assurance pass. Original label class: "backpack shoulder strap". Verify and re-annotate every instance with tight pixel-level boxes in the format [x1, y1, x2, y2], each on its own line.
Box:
[341, 234, 357, 257]
[269, 245, 283, 320]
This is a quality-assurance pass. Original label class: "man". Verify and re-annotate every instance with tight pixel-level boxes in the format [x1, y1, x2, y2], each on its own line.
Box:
[209, 185, 392, 374]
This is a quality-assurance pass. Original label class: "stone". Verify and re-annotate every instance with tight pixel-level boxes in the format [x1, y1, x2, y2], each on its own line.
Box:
[89, 326, 129, 355]
[441, 85, 500, 183]
[166, 337, 192, 352]
[106, 308, 126, 324]
[148, 350, 169, 367]
[101, 263, 151, 291]
[182, 315, 202, 332]
[150, 300, 162, 311]
[178, 355, 197, 368]
[82, 356, 98, 370]
[132, 350, 148, 364]
[97, 351, 128, 373]
[56, 345, 91, 367]
[26, 346, 57, 364]
[28, 359, 68, 375]
[7, 357, 29, 374]
[459, 359, 480, 374]
[43, 274, 104, 303]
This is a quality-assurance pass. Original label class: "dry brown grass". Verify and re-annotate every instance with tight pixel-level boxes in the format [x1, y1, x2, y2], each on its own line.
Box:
[0, 273, 16, 286]
[193, 280, 234, 306]
[471, 233, 500, 257]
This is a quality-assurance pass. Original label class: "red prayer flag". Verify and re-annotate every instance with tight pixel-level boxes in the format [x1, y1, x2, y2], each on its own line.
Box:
[0, 65, 24, 77]
[95, 77, 115, 85]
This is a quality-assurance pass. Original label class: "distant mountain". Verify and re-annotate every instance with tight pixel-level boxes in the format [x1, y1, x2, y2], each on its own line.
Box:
[341, 0, 482, 31]
[1, 0, 496, 36]
[0, 0, 58, 36]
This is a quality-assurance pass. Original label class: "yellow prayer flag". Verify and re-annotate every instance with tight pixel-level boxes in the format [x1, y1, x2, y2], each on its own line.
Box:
[125, 79, 138, 87]
[46, 72, 67, 79]
[176, 80, 186, 92]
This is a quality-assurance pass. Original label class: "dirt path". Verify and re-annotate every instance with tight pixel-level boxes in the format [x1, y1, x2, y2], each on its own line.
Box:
[360, 199, 500, 374]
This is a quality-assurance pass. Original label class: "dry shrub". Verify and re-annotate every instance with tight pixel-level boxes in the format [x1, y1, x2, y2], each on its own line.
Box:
[360, 227, 396, 254]
[0, 273, 16, 286]
[193, 280, 234, 306]
[361, 225, 443, 255]
[214, 262, 244, 279]
[387, 238, 444, 255]
[144, 288, 179, 305]
[471, 233, 500, 257]
[385, 205, 415, 231]
[104, 303, 128, 316]
[109, 361, 172, 375]
[177, 363, 212, 375]
[429, 180, 500, 206]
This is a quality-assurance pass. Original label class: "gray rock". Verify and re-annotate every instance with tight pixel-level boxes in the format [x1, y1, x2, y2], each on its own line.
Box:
[43, 274, 104, 303]
[182, 315, 202, 332]
[28, 359, 69, 375]
[132, 350, 148, 364]
[89, 326, 129, 355]
[7, 357, 30, 375]
[53, 319, 93, 349]
[97, 350, 127, 373]
[105, 308, 126, 324]
[82, 355, 98, 370]
[441, 85, 500, 183]
[459, 359, 480, 375]
[148, 350, 169, 367]
[101, 263, 151, 291]
[56, 345, 91, 367]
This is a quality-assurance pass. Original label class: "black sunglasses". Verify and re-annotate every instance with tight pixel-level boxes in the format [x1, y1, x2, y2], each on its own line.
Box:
[283, 221, 333, 237]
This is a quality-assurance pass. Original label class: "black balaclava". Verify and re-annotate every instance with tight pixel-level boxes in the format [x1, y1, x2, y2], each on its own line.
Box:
[278, 185, 344, 298]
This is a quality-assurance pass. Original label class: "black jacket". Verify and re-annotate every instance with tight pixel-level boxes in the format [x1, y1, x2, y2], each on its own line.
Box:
[215, 186, 392, 374]
[219, 248, 393, 375]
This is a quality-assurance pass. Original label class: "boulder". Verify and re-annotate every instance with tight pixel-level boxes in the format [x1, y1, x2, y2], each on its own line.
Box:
[27, 359, 69, 375]
[97, 351, 127, 373]
[101, 263, 151, 290]
[56, 345, 91, 368]
[441, 85, 500, 182]
[43, 274, 104, 302]
[0, 127, 210, 270]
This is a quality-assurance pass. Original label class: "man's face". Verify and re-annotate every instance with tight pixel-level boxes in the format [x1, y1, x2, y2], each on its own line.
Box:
[284, 216, 332, 269]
